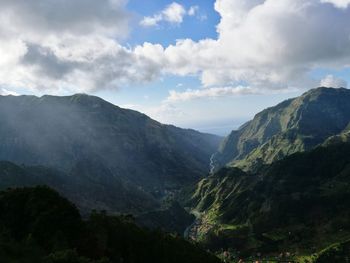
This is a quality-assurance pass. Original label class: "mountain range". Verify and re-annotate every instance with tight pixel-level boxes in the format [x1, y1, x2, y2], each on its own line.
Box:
[0, 94, 221, 214]
[213, 87, 350, 172]
[1, 87, 350, 262]
[185, 87, 350, 262]
[188, 141, 350, 261]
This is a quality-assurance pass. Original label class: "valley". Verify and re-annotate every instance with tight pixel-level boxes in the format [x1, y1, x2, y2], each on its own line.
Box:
[180, 87, 350, 262]
[2, 0, 350, 261]
[0, 94, 221, 216]
[1, 87, 350, 262]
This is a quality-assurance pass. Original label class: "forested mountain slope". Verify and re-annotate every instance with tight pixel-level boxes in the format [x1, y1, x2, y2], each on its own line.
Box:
[0, 186, 220, 263]
[189, 142, 350, 261]
[0, 94, 221, 214]
[213, 87, 350, 171]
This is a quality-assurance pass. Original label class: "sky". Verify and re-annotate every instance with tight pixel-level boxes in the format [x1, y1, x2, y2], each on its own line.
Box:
[1, 0, 350, 135]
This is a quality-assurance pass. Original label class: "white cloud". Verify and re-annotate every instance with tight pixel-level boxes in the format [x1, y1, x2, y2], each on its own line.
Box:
[165, 86, 259, 102]
[0, 88, 19, 96]
[137, 0, 350, 94]
[320, 75, 348, 88]
[162, 2, 186, 24]
[188, 6, 199, 16]
[1, 0, 350, 97]
[145, 102, 187, 124]
[140, 15, 162, 27]
[164, 85, 302, 102]
[0, 0, 170, 93]
[321, 0, 350, 8]
[140, 2, 198, 27]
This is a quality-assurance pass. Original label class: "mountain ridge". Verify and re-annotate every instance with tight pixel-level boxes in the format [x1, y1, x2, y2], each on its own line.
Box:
[0, 186, 220, 263]
[213, 87, 350, 171]
[188, 141, 350, 261]
[0, 93, 222, 215]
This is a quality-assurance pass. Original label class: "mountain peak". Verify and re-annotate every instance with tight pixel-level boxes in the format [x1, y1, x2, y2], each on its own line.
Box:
[0, 93, 222, 214]
[214, 86, 350, 171]
[39, 93, 110, 106]
[303, 86, 349, 98]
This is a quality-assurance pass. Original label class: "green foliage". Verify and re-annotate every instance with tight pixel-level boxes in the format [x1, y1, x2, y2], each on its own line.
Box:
[136, 201, 195, 234]
[0, 186, 82, 251]
[44, 250, 109, 263]
[0, 186, 220, 263]
[315, 240, 350, 263]
[190, 142, 350, 259]
[214, 87, 350, 172]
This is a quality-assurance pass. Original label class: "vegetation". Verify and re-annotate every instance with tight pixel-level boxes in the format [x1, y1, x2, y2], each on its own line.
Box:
[189, 142, 350, 261]
[0, 94, 221, 215]
[315, 240, 350, 263]
[2, 88, 350, 262]
[136, 201, 195, 234]
[213, 87, 350, 172]
[0, 186, 220, 263]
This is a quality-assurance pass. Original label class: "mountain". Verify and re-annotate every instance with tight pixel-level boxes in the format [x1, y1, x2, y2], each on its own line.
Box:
[323, 123, 350, 146]
[187, 142, 350, 261]
[0, 94, 221, 214]
[0, 186, 220, 263]
[0, 161, 159, 215]
[213, 87, 350, 171]
[136, 201, 195, 234]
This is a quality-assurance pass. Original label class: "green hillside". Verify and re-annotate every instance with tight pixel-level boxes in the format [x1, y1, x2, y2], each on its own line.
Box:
[214, 87, 350, 172]
[0, 186, 220, 263]
[188, 142, 350, 262]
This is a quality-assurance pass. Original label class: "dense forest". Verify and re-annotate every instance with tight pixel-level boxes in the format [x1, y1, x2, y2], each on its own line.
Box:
[188, 142, 350, 262]
[0, 186, 220, 263]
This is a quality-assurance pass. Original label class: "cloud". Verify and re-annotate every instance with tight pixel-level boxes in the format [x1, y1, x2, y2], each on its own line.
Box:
[321, 0, 350, 8]
[164, 84, 302, 102]
[188, 6, 199, 16]
[0, 0, 167, 93]
[0, 0, 129, 37]
[140, 0, 350, 93]
[140, 2, 198, 27]
[320, 75, 348, 88]
[144, 102, 187, 125]
[139, 15, 163, 27]
[165, 86, 259, 102]
[1, 0, 350, 96]
[0, 88, 19, 96]
[162, 2, 186, 24]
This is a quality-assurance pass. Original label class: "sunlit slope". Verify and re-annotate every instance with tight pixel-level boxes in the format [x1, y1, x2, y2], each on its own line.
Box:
[214, 87, 350, 171]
